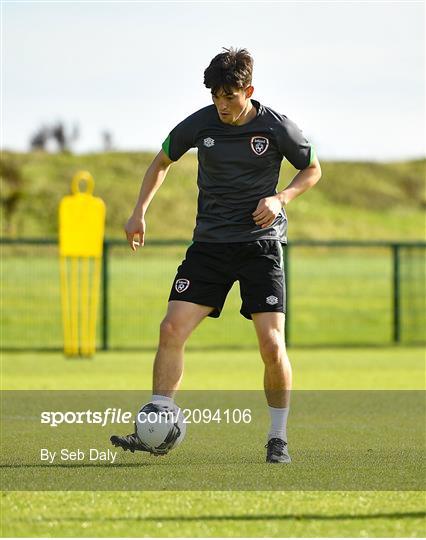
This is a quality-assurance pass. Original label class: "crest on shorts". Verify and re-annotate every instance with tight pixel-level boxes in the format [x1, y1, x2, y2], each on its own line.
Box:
[251, 136, 269, 156]
[266, 295, 278, 305]
[175, 278, 190, 293]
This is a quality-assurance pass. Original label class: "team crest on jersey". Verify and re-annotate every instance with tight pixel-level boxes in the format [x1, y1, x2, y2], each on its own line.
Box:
[203, 137, 215, 148]
[251, 136, 269, 156]
[175, 278, 190, 293]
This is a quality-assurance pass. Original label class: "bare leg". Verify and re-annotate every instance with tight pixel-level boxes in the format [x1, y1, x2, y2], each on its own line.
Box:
[153, 300, 213, 397]
[252, 312, 291, 408]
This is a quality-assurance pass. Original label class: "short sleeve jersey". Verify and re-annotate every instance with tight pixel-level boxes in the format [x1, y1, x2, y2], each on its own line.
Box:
[162, 99, 314, 243]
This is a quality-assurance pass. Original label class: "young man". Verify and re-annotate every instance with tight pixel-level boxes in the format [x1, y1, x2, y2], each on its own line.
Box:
[111, 47, 321, 463]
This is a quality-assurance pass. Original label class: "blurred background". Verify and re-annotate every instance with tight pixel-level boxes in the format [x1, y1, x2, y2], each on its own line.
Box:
[3, 2, 425, 158]
[1, 1, 425, 350]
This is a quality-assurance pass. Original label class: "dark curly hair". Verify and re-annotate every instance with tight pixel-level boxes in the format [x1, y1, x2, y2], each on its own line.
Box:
[204, 47, 253, 95]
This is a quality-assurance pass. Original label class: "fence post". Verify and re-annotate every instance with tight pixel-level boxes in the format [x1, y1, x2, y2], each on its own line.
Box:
[101, 240, 109, 351]
[392, 244, 401, 343]
[284, 244, 290, 346]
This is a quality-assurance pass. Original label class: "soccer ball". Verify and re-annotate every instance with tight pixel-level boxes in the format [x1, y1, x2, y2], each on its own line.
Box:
[135, 401, 186, 455]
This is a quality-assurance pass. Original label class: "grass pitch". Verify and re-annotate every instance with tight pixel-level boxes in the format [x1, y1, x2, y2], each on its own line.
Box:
[3, 491, 424, 537]
[1, 347, 425, 537]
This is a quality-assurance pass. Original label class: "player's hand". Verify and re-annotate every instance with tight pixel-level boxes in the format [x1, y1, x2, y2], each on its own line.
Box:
[252, 195, 282, 228]
[125, 213, 146, 251]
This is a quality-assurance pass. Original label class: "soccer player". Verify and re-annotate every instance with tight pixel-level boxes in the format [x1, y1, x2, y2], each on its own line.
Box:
[111, 47, 321, 463]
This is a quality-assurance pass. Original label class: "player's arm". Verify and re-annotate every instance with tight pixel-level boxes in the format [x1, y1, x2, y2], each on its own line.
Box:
[276, 152, 322, 206]
[253, 114, 321, 228]
[253, 155, 322, 228]
[126, 112, 196, 248]
[125, 149, 173, 250]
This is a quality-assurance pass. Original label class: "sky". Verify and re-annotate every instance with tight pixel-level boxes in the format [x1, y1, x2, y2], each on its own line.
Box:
[2, 0, 425, 160]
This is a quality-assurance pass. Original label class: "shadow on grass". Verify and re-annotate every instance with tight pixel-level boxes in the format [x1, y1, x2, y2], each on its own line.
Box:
[0, 458, 269, 469]
[11, 511, 426, 523]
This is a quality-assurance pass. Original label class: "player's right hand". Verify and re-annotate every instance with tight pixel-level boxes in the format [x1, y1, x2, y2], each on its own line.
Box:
[125, 213, 146, 251]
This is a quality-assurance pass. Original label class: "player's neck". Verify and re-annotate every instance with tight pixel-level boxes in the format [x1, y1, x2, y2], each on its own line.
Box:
[232, 99, 257, 126]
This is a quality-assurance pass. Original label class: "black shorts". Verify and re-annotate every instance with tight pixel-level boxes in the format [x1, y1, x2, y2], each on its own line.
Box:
[168, 240, 286, 320]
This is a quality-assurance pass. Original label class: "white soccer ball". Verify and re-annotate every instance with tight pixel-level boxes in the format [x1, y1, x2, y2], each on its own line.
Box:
[135, 401, 186, 455]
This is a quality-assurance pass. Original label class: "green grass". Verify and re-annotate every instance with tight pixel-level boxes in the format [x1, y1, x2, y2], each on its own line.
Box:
[2, 348, 425, 391]
[1, 348, 425, 537]
[2, 491, 425, 537]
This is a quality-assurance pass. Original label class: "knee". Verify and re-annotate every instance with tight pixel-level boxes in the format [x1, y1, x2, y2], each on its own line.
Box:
[159, 318, 187, 348]
[259, 334, 286, 365]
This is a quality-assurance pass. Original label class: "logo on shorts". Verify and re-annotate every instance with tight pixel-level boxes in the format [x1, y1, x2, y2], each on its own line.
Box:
[266, 295, 278, 305]
[251, 136, 269, 156]
[175, 278, 190, 293]
[203, 137, 215, 148]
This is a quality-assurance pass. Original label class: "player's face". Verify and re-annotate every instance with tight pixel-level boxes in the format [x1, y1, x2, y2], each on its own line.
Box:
[212, 86, 254, 125]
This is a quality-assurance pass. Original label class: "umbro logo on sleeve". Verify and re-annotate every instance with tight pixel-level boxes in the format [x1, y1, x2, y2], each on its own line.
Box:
[203, 137, 215, 148]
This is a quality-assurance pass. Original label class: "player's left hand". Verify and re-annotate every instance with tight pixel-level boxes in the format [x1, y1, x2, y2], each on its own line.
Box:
[252, 195, 282, 228]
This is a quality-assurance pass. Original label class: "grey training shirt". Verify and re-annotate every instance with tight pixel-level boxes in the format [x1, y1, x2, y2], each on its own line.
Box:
[162, 99, 314, 243]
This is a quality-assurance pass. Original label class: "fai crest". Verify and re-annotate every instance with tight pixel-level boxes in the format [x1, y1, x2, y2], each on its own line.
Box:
[175, 278, 190, 293]
[251, 136, 269, 156]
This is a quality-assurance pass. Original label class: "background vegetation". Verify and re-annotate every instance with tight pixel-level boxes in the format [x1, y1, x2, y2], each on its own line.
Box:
[1, 151, 425, 240]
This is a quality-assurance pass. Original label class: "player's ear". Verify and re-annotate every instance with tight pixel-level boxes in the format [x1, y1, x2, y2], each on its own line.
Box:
[245, 86, 254, 98]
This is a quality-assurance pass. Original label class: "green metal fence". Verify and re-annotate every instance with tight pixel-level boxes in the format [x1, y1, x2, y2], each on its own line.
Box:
[1, 238, 425, 350]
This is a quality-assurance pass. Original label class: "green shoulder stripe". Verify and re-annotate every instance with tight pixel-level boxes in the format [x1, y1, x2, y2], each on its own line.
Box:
[309, 146, 316, 166]
[162, 135, 171, 159]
